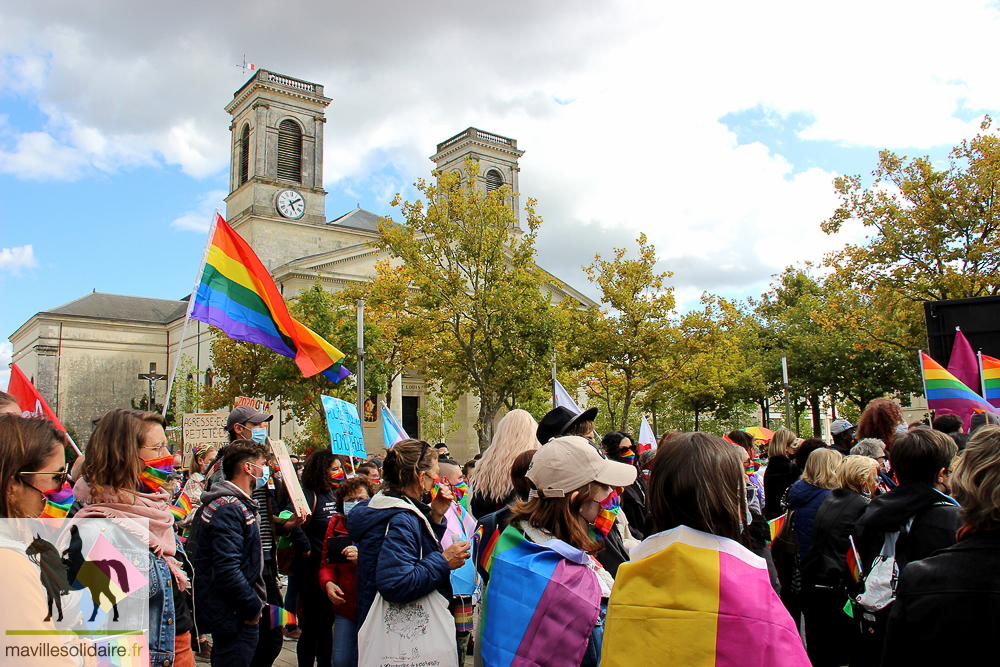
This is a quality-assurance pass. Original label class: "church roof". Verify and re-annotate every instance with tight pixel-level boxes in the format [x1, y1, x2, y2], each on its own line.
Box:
[328, 206, 384, 232]
[43, 292, 188, 325]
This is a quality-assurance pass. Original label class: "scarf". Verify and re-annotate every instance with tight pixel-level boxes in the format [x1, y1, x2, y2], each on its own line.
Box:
[72, 479, 190, 591]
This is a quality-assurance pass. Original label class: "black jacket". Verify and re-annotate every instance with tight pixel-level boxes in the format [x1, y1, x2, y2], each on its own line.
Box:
[800, 488, 870, 591]
[763, 456, 800, 520]
[852, 482, 961, 579]
[193, 481, 265, 634]
[882, 531, 1000, 667]
[621, 478, 648, 540]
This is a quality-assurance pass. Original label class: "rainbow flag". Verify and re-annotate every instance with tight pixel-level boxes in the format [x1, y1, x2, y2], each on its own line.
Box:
[981, 354, 1000, 408]
[847, 535, 864, 584]
[768, 514, 785, 546]
[480, 525, 601, 667]
[268, 604, 296, 628]
[192, 213, 350, 382]
[921, 352, 996, 414]
[602, 526, 808, 667]
[170, 492, 194, 521]
[40, 482, 74, 520]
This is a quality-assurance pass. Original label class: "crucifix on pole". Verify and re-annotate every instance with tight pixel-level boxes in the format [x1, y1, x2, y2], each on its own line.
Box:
[139, 362, 168, 409]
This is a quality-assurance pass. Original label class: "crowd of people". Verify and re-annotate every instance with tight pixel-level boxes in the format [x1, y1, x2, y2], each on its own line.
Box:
[2, 387, 1000, 667]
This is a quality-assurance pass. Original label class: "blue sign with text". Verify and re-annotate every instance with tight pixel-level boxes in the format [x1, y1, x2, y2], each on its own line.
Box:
[321, 395, 366, 458]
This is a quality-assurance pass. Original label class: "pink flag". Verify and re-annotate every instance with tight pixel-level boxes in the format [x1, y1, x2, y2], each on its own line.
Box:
[946, 328, 981, 430]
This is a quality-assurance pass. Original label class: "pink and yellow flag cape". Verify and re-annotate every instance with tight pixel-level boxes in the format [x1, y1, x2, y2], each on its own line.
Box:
[602, 526, 808, 667]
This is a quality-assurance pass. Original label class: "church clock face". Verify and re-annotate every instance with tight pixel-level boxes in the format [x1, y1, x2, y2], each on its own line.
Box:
[276, 189, 305, 219]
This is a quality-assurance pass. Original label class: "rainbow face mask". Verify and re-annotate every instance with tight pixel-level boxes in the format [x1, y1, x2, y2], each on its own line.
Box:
[40, 482, 74, 520]
[591, 489, 620, 541]
[139, 454, 175, 493]
[330, 468, 346, 488]
[453, 480, 468, 500]
[619, 448, 636, 465]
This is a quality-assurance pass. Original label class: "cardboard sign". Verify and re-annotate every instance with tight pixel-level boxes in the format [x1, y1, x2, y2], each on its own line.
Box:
[235, 396, 275, 436]
[320, 395, 367, 458]
[269, 438, 310, 519]
[181, 413, 228, 466]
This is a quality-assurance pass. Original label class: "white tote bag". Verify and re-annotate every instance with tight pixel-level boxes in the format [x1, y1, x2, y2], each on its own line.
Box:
[358, 513, 459, 667]
[358, 588, 458, 667]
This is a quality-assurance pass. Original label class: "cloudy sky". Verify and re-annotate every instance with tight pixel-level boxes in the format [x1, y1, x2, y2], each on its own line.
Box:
[2, 0, 999, 389]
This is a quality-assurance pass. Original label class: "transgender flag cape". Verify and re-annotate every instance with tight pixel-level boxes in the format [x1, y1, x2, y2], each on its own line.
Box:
[602, 526, 809, 667]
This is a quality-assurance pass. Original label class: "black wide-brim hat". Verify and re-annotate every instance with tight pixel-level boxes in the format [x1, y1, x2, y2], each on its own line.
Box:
[536, 406, 599, 445]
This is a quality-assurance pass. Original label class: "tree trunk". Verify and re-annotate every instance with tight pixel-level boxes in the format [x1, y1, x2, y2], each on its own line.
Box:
[759, 398, 769, 428]
[830, 397, 837, 421]
[694, 405, 700, 432]
[810, 394, 822, 437]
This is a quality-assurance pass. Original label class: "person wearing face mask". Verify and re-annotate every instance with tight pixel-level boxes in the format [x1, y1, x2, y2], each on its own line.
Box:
[348, 439, 470, 664]
[193, 440, 270, 667]
[479, 435, 636, 667]
[319, 476, 377, 667]
[290, 451, 347, 667]
[799, 455, 879, 667]
[73, 409, 197, 667]
[601, 433, 807, 667]
[601, 431, 647, 540]
[851, 438, 896, 495]
[0, 415, 79, 665]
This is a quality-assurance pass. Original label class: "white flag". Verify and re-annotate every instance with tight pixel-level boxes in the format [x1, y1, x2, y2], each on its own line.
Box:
[638, 415, 657, 450]
[554, 379, 582, 414]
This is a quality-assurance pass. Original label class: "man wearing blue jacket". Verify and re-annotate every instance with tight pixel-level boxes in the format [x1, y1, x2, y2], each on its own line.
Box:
[194, 440, 270, 667]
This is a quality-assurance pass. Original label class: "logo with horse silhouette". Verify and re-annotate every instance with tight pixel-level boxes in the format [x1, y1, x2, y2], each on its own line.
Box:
[25, 523, 146, 626]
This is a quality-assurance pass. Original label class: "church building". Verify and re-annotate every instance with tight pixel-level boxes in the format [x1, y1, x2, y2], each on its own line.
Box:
[8, 69, 595, 461]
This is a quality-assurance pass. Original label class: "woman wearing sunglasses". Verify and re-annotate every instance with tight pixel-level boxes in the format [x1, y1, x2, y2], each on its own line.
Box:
[73, 409, 196, 667]
[0, 414, 76, 664]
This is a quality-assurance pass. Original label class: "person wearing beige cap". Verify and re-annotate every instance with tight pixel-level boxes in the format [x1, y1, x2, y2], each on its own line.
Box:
[482, 435, 636, 667]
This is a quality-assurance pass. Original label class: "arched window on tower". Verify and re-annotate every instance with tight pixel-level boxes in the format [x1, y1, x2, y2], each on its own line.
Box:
[239, 124, 250, 186]
[485, 169, 503, 192]
[277, 119, 302, 183]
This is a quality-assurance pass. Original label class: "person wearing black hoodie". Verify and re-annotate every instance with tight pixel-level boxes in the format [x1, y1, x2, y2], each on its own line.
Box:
[850, 428, 960, 667]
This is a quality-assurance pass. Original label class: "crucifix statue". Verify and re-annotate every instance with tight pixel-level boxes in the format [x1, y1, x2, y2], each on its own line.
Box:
[138, 362, 168, 408]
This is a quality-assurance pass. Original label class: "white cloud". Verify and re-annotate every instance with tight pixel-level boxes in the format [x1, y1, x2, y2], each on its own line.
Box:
[0, 342, 10, 392]
[171, 189, 227, 232]
[0, 0, 997, 303]
[0, 245, 37, 274]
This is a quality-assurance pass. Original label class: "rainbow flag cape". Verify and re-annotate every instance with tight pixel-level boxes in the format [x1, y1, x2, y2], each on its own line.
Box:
[921, 352, 996, 414]
[602, 526, 808, 667]
[268, 604, 296, 628]
[191, 213, 350, 382]
[768, 514, 785, 546]
[847, 535, 864, 584]
[480, 525, 601, 667]
[981, 354, 1000, 408]
[170, 492, 194, 521]
[380, 403, 408, 449]
[40, 482, 74, 520]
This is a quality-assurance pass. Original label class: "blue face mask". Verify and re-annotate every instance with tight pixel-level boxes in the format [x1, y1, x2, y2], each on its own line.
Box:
[250, 427, 268, 445]
[250, 464, 270, 489]
[343, 501, 359, 515]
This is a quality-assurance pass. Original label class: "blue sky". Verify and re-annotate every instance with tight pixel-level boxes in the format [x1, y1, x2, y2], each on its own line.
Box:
[3, 1, 1000, 389]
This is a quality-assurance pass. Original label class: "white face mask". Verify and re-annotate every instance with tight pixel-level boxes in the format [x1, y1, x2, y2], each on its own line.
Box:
[343, 501, 360, 515]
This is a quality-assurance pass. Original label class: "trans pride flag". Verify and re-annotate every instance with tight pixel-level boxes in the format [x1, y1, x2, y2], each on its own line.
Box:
[191, 213, 350, 383]
[380, 403, 408, 449]
[602, 526, 808, 667]
[480, 525, 601, 667]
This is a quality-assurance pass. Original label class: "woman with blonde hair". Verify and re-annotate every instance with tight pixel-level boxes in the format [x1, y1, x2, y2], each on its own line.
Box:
[881, 425, 1000, 665]
[468, 409, 540, 519]
[763, 428, 800, 519]
[799, 455, 878, 666]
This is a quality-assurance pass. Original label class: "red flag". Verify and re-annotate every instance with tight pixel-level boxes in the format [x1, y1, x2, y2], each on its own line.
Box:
[7, 363, 65, 430]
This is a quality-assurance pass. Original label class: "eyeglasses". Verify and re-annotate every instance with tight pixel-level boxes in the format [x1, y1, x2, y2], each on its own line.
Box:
[19, 466, 70, 488]
[139, 442, 169, 454]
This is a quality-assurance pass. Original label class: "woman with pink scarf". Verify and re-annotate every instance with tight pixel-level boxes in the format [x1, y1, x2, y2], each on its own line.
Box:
[74, 409, 196, 667]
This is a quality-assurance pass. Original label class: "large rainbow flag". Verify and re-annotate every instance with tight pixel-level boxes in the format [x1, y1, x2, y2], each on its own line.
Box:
[980, 353, 1000, 408]
[191, 213, 350, 382]
[921, 352, 996, 414]
[479, 525, 601, 667]
[601, 526, 808, 667]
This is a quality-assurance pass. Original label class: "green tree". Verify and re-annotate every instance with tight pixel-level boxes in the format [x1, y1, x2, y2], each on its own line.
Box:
[416, 381, 462, 444]
[377, 160, 556, 450]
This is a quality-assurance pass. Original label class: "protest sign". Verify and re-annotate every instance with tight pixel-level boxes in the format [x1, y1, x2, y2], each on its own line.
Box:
[269, 438, 310, 519]
[181, 413, 228, 466]
[321, 395, 367, 459]
[235, 396, 275, 435]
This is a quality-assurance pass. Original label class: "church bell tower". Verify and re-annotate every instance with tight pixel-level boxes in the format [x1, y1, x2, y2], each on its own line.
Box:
[224, 70, 332, 267]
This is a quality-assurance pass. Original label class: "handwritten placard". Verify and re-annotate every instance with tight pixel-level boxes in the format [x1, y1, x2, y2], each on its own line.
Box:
[269, 438, 310, 519]
[180, 413, 228, 466]
[320, 395, 366, 458]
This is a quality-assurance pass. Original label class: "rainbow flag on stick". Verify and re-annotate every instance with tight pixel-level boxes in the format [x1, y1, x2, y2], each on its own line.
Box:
[170, 492, 194, 521]
[768, 514, 785, 547]
[191, 213, 350, 383]
[980, 353, 1000, 409]
[268, 604, 296, 628]
[847, 535, 864, 584]
[920, 351, 996, 414]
